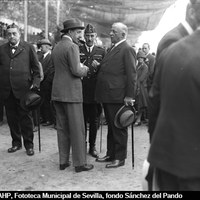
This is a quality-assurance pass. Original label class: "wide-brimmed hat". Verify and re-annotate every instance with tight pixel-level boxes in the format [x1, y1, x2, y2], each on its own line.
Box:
[39, 38, 52, 46]
[20, 90, 42, 111]
[114, 105, 136, 129]
[60, 18, 84, 33]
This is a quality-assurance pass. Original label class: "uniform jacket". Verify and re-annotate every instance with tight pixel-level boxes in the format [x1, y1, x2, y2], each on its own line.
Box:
[95, 41, 137, 103]
[51, 37, 88, 102]
[148, 30, 200, 178]
[0, 41, 41, 100]
[79, 44, 105, 103]
[148, 23, 189, 139]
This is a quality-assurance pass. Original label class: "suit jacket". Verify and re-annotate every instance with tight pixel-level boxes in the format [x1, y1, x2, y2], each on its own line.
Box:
[0, 41, 41, 100]
[148, 23, 189, 138]
[95, 41, 137, 103]
[39, 52, 54, 91]
[51, 37, 88, 102]
[148, 29, 200, 178]
[80, 44, 105, 103]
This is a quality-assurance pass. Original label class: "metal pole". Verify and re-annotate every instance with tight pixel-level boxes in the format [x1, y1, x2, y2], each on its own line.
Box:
[24, 0, 28, 41]
[45, 0, 49, 39]
[56, 0, 60, 26]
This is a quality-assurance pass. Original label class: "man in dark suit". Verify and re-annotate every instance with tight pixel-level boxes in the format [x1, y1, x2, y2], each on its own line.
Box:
[38, 38, 55, 127]
[80, 24, 105, 158]
[51, 18, 94, 172]
[95, 22, 137, 168]
[147, 8, 200, 189]
[148, 0, 199, 141]
[142, 43, 155, 93]
[0, 23, 41, 156]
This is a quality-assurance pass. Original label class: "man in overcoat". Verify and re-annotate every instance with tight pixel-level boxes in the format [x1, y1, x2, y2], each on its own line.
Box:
[95, 22, 137, 168]
[148, 0, 200, 141]
[0, 23, 41, 156]
[51, 18, 94, 172]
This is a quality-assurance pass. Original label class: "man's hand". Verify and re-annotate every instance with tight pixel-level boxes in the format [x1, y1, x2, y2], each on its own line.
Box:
[124, 96, 135, 106]
[91, 60, 100, 70]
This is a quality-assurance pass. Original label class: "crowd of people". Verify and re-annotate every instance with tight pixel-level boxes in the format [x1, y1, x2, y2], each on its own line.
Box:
[1, 0, 200, 190]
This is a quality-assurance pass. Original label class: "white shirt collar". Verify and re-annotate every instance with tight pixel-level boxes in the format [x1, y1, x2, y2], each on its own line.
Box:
[114, 39, 126, 48]
[63, 35, 72, 41]
[43, 51, 50, 59]
[85, 44, 94, 52]
[181, 20, 193, 35]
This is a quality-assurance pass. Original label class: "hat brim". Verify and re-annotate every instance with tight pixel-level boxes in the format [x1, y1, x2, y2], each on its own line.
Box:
[20, 91, 42, 111]
[114, 105, 136, 129]
[60, 26, 85, 33]
[39, 42, 52, 46]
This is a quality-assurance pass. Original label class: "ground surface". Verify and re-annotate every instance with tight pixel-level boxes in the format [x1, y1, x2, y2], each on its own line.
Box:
[0, 122, 149, 191]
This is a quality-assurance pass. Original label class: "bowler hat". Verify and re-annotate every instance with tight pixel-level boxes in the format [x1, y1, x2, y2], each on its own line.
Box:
[60, 18, 84, 33]
[20, 90, 42, 111]
[39, 38, 52, 46]
[85, 24, 96, 34]
[114, 105, 136, 129]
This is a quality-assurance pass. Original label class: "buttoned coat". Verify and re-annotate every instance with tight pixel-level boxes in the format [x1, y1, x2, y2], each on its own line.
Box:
[0, 41, 41, 100]
[148, 30, 200, 178]
[80, 44, 105, 103]
[51, 37, 88, 102]
[148, 23, 190, 139]
[95, 41, 137, 103]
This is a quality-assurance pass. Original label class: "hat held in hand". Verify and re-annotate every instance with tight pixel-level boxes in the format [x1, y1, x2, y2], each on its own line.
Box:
[114, 105, 136, 128]
[20, 90, 42, 111]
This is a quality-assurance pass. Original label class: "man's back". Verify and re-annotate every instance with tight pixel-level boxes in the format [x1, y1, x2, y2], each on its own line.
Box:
[148, 29, 200, 178]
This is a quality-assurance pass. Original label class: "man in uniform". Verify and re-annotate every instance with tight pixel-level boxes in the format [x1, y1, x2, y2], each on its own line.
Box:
[79, 24, 106, 158]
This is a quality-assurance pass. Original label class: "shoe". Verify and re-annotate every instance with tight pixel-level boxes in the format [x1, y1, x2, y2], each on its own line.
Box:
[8, 146, 22, 153]
[96, 155, 113, 162]
[75, 164, 94, 173]
[0, 121, 3, 126]
[26, 148, 34, 156]
[59, 162, 71, 170]
[89, 147, 99, 158]
[105, 159, 125, 168]
[42, 121, 53, 126]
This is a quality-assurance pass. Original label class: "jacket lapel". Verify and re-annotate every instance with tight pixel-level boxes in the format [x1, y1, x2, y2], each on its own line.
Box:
[11, 41, 25, 58]
[101, 41, 125, 64]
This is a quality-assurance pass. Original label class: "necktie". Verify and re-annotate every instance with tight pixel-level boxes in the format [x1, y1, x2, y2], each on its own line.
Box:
[11, 46, 17, 54]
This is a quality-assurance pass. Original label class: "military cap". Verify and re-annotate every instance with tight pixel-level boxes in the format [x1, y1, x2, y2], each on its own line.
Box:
[84, 24, 96, 34]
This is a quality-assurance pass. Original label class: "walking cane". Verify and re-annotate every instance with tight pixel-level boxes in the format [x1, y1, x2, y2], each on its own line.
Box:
[100, 114, 103, 153]
[36, 107, 41, 152]
[131, 121, 134, 169]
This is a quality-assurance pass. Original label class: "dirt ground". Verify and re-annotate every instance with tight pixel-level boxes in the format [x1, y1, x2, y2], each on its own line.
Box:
[0, 121, 150, 191]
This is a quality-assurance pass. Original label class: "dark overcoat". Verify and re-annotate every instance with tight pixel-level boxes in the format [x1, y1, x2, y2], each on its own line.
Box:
[148, 30, 200, 178]
[0, 41, 41, 100]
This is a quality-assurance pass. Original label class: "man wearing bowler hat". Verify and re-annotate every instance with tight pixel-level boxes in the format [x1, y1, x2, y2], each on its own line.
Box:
[79, 24, 105, 158]
[51, 18, 94, 172]
[0, 23, 41, 156]
[95, 22, 137, 168]
[38, 39, 55, 127]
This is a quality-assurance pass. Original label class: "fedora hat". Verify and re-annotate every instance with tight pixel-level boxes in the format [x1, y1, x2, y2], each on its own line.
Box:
[39, 38, 52, 46]
[114, 105, 136, 128]
[137, 51, 146, 59]
[20, 90, 42, 111]
[60, 18, 84, 33]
